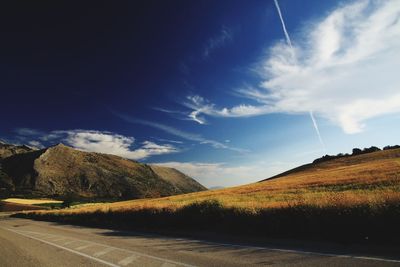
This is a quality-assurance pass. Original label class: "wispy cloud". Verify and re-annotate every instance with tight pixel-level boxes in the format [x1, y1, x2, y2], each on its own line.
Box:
[13, 128, 179, 160]
[154, 105, 208, 124]
[180, 0, 400, 134]
[179, 61, 190, 75]
[27, 140, 45, 149]
[151, 107, 192, 122]
[62, 130, 179, 160]
[203, 26, 233, 58]
[183, 95, 274, 121]
[15, 128, 44, 136]
[151, 137, 184, 144]
[113, 111, 247, 152]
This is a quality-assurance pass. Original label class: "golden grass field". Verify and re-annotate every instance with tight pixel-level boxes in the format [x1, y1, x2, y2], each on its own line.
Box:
[3, 198, 62, 205]
[31, 148, 400, 216]
[15, 148, 400, 243]
[0, 198, 62, 212]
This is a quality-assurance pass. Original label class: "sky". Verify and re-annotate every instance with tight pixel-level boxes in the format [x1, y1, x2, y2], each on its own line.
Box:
[1, 0, 400, 188]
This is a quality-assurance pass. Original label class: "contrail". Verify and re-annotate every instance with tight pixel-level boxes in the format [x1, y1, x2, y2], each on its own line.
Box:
[274, 0, 292, 48]
[273, 0, 326, 151]
[309, 111, 326, 151]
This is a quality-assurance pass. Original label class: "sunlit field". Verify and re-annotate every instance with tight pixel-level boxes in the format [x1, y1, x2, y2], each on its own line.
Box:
[3, 198, 62, 205]
[18, 149, 400, 243]
[0, 198, 62, 212]
[31, 148, 400, 213]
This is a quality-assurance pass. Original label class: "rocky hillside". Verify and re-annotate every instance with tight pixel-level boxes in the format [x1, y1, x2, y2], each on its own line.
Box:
[0, 143, 206, 199]
[150, 165, 206, 193]
[0, 141, 33, 159]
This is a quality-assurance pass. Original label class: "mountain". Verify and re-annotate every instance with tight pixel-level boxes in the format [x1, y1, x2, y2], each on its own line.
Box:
[0, 143, 206, 199]
[0, 142, 33, 159]
[149, 165, 206, 193]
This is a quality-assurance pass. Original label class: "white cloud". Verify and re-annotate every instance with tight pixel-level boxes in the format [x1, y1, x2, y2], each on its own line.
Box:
[183, 0, 400, 134]
[155, 161, 294, 188]
[14, 128, 180, 160]
[183, 95, 274, 120]
[27, 140, 45, 149]
[130, 140, 179, 159]
[60, 130, 179, 160]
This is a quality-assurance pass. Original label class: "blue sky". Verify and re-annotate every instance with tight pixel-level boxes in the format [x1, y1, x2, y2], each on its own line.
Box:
[1, 0, 400, 188]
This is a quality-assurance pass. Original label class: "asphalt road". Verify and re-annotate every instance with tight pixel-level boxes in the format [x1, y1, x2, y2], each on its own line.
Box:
[0, 216, 399, 267]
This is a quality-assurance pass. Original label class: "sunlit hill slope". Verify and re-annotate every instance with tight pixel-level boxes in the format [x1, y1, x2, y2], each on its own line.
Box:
[19, 147, 400, 243]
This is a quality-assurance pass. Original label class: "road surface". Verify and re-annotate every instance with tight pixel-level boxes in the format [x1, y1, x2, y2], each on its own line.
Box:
[0, 216, 399, 266]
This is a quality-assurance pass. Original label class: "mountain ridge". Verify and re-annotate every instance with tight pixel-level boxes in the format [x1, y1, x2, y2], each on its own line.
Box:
[0, 143, 206, 199]
[0, 142, 34, 159]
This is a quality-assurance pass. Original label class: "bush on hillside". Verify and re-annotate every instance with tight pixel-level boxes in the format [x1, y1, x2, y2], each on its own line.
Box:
[313, 145, 390, 164]
[383, 145, 400, 150]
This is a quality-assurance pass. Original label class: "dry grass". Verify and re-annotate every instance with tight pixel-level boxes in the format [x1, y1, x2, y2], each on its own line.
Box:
[18, 149, 400, 243]
[30, 148, 400, 215]
[3, 198, 62, 205]
[0, 201, 46, 212]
